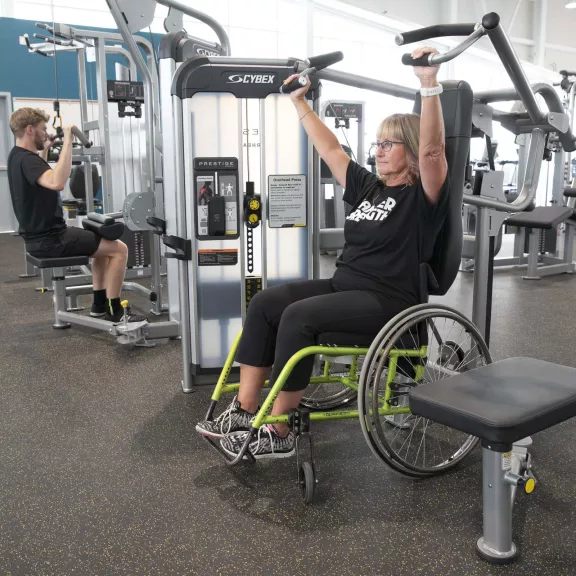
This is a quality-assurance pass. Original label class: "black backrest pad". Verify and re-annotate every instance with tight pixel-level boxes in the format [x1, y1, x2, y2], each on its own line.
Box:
[70, 165, 100, 201]
[413, 80, 473, 296]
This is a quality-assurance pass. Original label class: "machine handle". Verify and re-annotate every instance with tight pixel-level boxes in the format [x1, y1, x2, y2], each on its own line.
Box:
[395, 23, 476, 46]
[401, 53, 435, 67]
[401, 25, 486, 67]
[280, 51, 344, 94]
[307, 51, 344, 71]
[280, 75, 308, 94]
[71, 126, 92, 148]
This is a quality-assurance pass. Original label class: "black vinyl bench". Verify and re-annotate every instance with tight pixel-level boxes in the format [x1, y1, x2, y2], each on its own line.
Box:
[410, 357, 576, 564]
[505, 206, 575, 279]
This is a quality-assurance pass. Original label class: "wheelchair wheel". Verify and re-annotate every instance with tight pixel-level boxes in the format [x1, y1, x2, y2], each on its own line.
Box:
[300, 357, 359, 410]
[298, 461, 316, 504]
[359, 304, 491, 477]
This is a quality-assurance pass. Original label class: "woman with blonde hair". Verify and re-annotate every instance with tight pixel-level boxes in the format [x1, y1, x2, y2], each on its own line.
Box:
[197, 46, 450, 459]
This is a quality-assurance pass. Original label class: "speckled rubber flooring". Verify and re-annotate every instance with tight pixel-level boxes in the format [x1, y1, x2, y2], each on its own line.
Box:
[1, 232, 576, 576]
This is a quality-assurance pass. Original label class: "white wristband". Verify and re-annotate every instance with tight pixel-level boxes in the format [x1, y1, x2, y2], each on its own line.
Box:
[420, 85, 443, 97]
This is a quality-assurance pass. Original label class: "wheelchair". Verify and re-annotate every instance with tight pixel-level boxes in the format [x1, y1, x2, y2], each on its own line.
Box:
[204, 296, 490, 503]
[202, 80, 478, 503]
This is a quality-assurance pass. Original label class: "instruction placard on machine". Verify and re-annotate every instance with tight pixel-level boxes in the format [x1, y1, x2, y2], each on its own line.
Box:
[268, 174, 307, 228]
[194, 158, 239, 241]
[196, 175, 238, 237]
[198, 249, 238, 266]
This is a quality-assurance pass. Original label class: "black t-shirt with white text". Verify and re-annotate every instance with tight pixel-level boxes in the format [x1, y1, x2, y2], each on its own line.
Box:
[7, 146, 66, 241]
[332, 161, 450, 307]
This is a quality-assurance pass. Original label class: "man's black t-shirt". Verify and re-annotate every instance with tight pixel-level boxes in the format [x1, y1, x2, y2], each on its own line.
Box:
[332, 161, 450, 307]
[7, 146, 66, 241]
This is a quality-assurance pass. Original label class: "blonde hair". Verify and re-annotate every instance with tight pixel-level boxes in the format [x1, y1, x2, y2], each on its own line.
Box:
[9, 108, 50, 138]
[377, 113, 420, 185]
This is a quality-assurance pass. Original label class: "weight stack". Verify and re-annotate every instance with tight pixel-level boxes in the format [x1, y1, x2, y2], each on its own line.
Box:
[121, 229, 152, 268]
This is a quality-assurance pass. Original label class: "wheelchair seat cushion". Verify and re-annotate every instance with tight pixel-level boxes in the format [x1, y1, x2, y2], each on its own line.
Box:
[409, 357, 576, 446]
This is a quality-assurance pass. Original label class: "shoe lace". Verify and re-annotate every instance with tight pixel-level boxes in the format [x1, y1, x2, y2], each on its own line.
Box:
[252, 424, 277, 455]
[213, 397, 240, 435]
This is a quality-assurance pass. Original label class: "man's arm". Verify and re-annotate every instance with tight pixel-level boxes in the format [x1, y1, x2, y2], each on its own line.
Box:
[36, 126, 75, 191]
[39, 134, 54, 162]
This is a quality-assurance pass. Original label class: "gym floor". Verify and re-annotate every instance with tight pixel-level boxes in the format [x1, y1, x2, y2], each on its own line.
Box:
[1, 231, 575, 576]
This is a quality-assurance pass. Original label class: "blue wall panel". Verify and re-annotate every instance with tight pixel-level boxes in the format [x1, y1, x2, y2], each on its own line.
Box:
[0, 17, 162, 100]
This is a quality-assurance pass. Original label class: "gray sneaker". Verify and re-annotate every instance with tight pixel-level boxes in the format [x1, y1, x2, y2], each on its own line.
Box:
[195, 397, 255, 438]
[220, 425, 295, 460]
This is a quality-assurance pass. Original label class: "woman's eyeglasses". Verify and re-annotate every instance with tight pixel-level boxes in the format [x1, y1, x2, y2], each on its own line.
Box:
[373, 140, 404, 151]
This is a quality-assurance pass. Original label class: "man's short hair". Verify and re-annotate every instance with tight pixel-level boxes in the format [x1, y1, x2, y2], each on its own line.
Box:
[9, 107, 50, 138]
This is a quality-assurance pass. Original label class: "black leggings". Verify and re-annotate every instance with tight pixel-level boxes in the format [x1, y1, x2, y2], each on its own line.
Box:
[235, 279, 409, 392]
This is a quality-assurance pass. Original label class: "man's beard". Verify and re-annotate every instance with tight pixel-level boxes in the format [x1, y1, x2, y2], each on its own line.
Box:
[35, 137, 45, 151]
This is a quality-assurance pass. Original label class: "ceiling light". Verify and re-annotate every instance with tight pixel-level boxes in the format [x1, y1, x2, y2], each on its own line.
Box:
[566, 2, 576, 8]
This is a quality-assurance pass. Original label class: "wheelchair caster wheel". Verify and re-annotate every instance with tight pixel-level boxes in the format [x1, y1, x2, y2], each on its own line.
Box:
[298, 462, 316, 504]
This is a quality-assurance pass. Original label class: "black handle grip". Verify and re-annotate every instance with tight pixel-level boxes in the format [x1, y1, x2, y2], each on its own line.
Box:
[401, 53, 434, 67]
[560, 70, 576, 77]
[280, 75, 307, 94]
[307, 50, 343, 71]
[395, 23, 476, 46]
[71, 127, 92, 148]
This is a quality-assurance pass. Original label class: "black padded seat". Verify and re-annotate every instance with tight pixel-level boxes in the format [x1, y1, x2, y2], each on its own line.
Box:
[563, 186, 576, 198]
[505, 206, 573, 229]
[410, 358, 576, 445]
[26, 253, 89, 269]
[317, 332, 375, 347]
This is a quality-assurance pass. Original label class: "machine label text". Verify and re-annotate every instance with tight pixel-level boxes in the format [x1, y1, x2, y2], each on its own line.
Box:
[226, 74, 276, 84]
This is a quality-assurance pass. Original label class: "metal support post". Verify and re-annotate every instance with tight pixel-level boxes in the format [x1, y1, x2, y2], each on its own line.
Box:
[523, 228, 541, 279]
[472, 207, 491, 341]
[95, 37, 114, 213]
[173, 96, 193, 393]
[77, 48, 94, 214]
[260, 99, 268, 290]
[312, 98, 321, 279]
[52, 271, 71, 329]
[476, 446, 518, 563]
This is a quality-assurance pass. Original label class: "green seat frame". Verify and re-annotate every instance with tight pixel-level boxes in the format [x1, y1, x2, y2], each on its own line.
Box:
[210, 330, 427, 429]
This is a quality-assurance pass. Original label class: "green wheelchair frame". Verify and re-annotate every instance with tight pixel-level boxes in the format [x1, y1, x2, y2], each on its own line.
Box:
[203, 329, 428, 502]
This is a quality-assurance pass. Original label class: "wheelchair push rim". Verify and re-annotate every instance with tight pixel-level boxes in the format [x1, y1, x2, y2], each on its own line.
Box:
[359, 305, 492, 476]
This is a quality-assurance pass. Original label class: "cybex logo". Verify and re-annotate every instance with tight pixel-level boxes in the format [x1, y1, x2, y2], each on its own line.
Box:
[196, 47, 220, 56]
[227, 74, 276, 84]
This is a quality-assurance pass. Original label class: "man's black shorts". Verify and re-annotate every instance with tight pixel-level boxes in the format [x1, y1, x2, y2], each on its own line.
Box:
[26, 227, 101, 258]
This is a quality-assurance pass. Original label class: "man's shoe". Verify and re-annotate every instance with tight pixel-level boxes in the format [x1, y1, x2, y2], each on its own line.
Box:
[90, 303, 107, 317]
[104, 306, 147, 324]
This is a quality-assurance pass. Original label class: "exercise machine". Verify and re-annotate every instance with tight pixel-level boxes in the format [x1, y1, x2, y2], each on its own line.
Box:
[19, 21, 175, 340]
[319, 101, 364, 229]
[461, 81, 576, 279]
[109, 0, 576, 563]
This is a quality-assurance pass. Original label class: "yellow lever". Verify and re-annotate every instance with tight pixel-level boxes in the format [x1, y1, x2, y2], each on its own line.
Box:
[121, 300, 129, 309]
